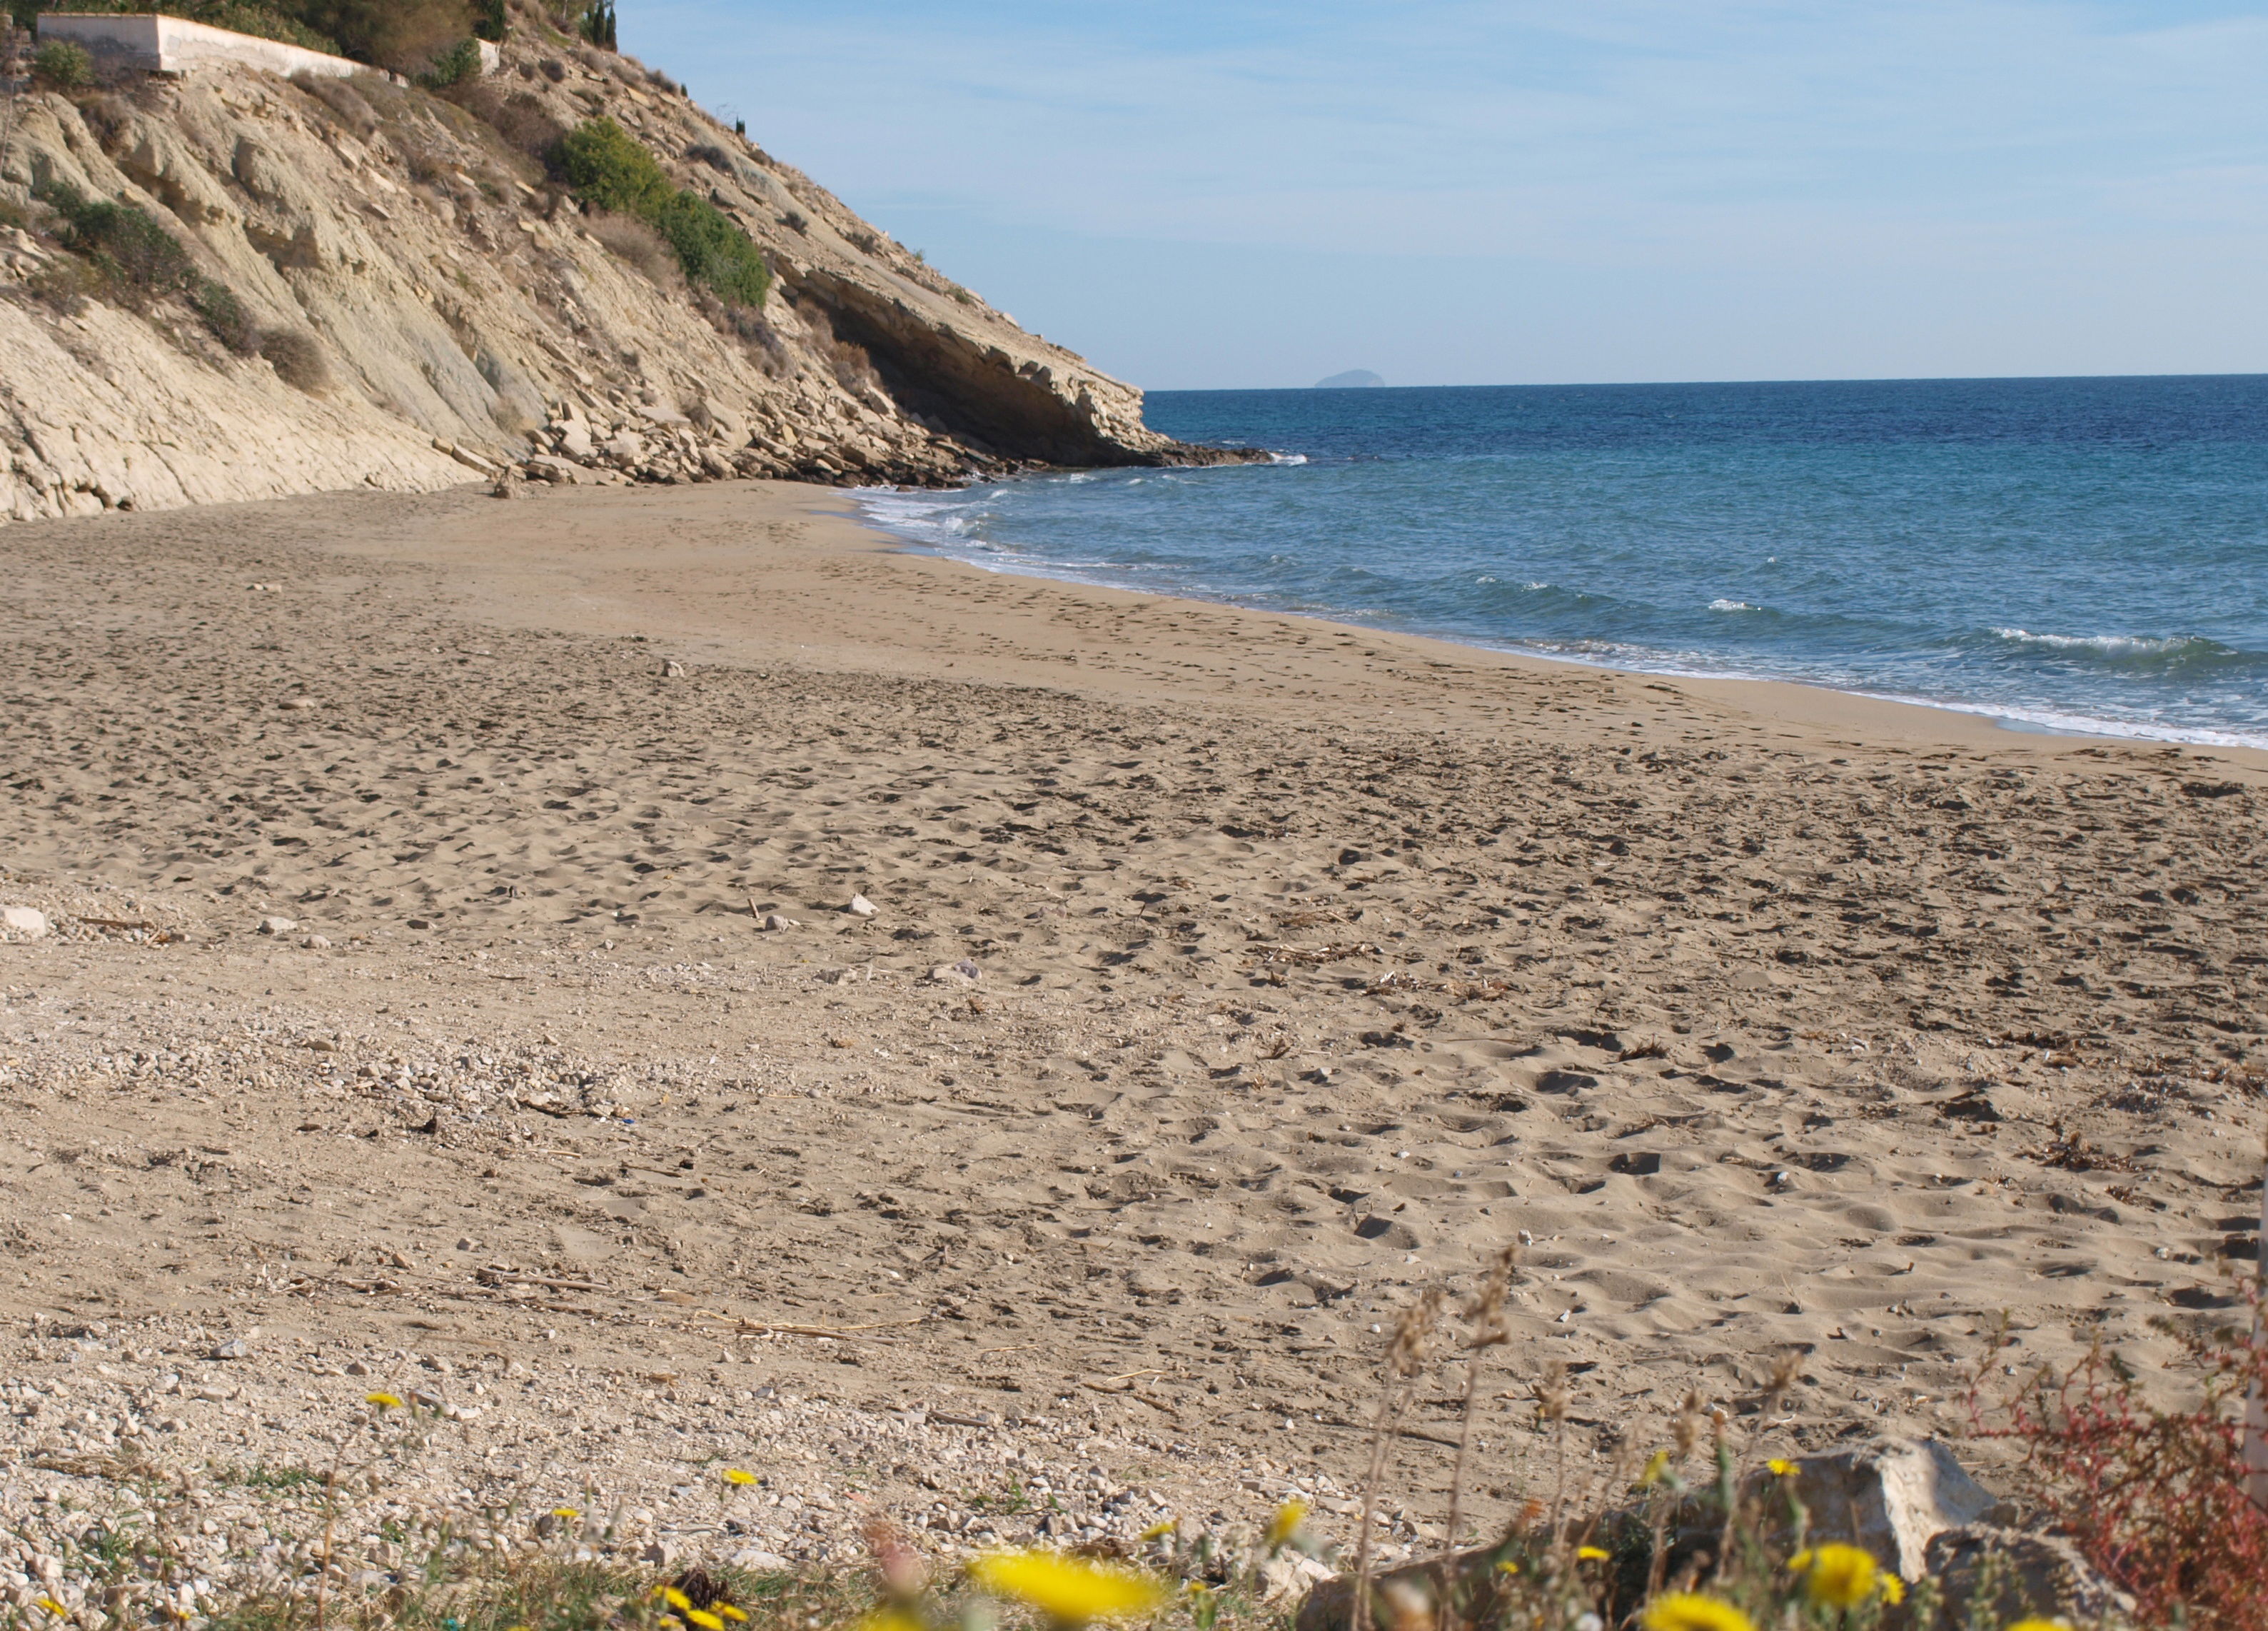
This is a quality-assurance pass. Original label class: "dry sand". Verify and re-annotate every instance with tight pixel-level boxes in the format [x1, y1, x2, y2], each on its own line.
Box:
[1, 478, 2264, 1575]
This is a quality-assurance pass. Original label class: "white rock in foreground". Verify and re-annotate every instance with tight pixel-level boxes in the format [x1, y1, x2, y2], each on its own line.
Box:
[1, 906, 49, 938]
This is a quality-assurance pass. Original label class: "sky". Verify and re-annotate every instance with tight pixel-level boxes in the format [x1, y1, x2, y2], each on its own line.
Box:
[623, 1, 2268, 391]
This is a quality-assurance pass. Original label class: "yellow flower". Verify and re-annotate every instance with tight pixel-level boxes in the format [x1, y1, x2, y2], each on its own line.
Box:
[685, 1612, 724, 1631]
[551, 1507, 580, 1519]
[1766, 1457, 1796, 1477]
[1493, 1560, 1521, 1576]
[662, 1587, 694, 1612]
[1790, 1543, 1883, 1610]
[1882, 1575, 1905, 1605]
[1576, 1545, 1611, 1561]
[1640, 1449, 1673, 1487]
[2002, 1622, 2072, 1631]
[854, 1612, 927, 1631]
[35, 1600, 67, 1619]
[1638, 1595, 1755, 1631]
[717, 1608, 748, 1623]
[969, 1551, 1169, 1622]
[365, 1392, 404, 1410]
[1265, 1501, 1308, 1550]
[1138, 1520, 1177, 1542]
[722, 1467, 757, 1486]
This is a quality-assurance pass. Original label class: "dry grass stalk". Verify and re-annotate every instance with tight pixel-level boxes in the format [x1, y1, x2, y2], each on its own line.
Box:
[1351, 1288, 1444, 1631]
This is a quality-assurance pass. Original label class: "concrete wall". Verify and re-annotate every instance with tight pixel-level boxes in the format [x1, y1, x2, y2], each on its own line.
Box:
[34, 13, 478, 81]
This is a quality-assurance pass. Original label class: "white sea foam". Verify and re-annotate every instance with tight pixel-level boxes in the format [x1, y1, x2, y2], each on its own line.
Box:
[1708, 598, 1759, 613]
[1989, 627, 2220, 657]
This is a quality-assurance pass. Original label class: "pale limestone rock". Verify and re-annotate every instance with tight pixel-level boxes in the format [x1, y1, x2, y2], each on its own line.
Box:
[1, 906, 49, 938]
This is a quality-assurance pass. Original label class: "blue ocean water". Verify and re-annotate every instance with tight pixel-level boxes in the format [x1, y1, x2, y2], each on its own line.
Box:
[856, 377, 2268, 748]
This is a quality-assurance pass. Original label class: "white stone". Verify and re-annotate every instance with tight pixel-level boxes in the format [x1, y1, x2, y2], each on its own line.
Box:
[928, 960, 980, 985]
[1, 906, 47, 938]
[730, 1548, 789, 1572]
[257, 915, 297, 935]
[762, 913, 797, 931]
[847, 894, 877, 917]
[1763, 1437, 2008, 1579]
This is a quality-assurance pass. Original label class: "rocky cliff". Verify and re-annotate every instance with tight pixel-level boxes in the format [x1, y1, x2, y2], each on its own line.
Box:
[0, 9, 1246, 523]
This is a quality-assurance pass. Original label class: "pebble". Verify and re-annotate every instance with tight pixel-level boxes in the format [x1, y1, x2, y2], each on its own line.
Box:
[208, 1339, 248, 1360]
[280, 696, 318, 711]
[662, 660, 685, 677]
[847, 894, 877, 917]
[762, 913, 797, 931]
[257, 916, 297, 935]
[1, 905, 48, 938]
[929, 960, 981, 985]
[302, 935, 331, 949]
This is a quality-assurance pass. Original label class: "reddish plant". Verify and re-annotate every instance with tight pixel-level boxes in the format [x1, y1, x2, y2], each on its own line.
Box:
[1971, 1307, 2268, 1629]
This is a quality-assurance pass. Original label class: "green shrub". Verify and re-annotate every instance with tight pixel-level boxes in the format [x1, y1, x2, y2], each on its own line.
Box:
[471, 0, 503, 40]
[193, 276, 258, 352]
[33, 179, 258, 347]
[654, 189, 770, 306]
[31, 38, 93, 89]
[417, 34, 482, 86]
[555, 119, 770, 308]
[36, 179, 194, 293]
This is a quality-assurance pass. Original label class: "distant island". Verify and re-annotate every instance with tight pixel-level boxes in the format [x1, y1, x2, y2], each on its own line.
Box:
[1315, 369, 1385, 388]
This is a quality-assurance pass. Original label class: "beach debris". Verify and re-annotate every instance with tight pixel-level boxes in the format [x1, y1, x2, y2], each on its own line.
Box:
[762, 913, 797, 931]
[929, 960, 981, 985]
[257, 915, 298, 935]
[847, 893, 877, 917]
[1, 906, 48, 938]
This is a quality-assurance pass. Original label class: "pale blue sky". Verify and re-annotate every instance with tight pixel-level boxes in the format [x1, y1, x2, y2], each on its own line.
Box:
[624, 1, 2268, 389]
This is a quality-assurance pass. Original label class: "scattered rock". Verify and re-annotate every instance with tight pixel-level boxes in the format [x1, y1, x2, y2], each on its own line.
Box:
[208, 1339, 249, 1360]
[279, 696, 317, 711]
[1, 905, 49, 938]
[762, 913, 797, 931]
[257, 915, 297, 935]
[490, 468, 526, 499]
[929, 960, 981, 985]
[1924, 1523, 2136, 1625]
[1259, 1554, 1335, 1607]
[730, 1548, 789, 1571]
[302, 935, 331, 949]
[847, 894, 877, 917]
[662, 659, 685, 677]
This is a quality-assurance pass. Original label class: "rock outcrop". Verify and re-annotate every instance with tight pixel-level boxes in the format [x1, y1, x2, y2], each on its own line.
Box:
[0, 9, 1249, 523]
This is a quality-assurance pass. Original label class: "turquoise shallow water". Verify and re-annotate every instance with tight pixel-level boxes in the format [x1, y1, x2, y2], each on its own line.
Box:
[857, 377, 2268, 748]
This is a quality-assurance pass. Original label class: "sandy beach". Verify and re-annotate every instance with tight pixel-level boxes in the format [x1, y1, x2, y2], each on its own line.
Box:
[1, 476, 2263, 1570]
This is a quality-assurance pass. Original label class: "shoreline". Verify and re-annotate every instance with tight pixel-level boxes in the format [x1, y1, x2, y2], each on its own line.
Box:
[825, 483, 2268, 778]
[849, 478, 2268, 762]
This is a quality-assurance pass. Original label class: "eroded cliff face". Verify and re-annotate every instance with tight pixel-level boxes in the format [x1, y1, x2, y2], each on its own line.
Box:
[0, 17, 1240, 523]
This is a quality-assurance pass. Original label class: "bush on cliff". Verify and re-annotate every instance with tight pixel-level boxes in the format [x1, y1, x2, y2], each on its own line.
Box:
[555, 117, 770, 308]
[32, 178, 256, 348]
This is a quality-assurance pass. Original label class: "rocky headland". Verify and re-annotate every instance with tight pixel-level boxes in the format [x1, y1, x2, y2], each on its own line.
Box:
[0, 5, 1249, 523]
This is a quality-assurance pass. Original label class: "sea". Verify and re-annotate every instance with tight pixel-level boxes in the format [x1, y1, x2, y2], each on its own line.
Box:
[855, 376, 2268, 749]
